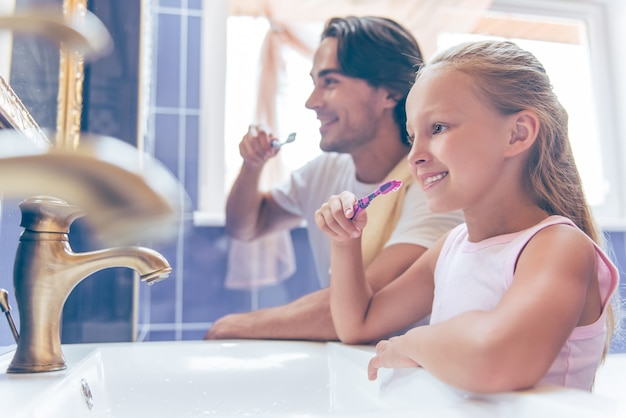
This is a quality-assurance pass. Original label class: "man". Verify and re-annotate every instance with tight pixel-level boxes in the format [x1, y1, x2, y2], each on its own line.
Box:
[205, 16, 463, 341]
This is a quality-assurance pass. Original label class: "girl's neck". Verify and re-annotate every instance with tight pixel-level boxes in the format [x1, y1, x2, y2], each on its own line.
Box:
[463, 203, 549, 243]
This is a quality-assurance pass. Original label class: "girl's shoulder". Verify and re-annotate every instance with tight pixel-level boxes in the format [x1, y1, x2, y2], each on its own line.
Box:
[516, 215, 618, 307]
[533, 215, 576, 228]
[517, 215, 591, 256]
[514, 215, 583, 246]
[515, 216, 610, 284]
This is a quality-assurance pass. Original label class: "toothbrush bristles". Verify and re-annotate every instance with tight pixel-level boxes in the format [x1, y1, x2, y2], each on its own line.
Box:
[350, 179, 403, 220]
[379, 179, 403, 194]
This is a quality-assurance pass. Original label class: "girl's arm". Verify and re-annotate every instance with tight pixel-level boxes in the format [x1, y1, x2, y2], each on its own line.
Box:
[315, 192, 442, 344]
[368, 224, 600, 393]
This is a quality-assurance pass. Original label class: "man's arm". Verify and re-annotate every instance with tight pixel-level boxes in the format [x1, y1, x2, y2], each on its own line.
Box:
[225, 126, 301, 240]
[205, 289, 337, 341]
[204, 243, 426, 341]
[225, 164, 300, 240]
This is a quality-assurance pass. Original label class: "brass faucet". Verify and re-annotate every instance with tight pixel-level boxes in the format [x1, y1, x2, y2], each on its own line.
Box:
[7, 196, 172, 373]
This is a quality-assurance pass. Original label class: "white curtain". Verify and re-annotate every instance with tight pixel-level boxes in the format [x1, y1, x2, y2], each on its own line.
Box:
[224, 0, 493, 289]
[224, 7, 314, 289]
[230, 0, 493, 58]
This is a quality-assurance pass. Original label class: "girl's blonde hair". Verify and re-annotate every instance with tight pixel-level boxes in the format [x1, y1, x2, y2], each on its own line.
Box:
[417, 40, 617, 354]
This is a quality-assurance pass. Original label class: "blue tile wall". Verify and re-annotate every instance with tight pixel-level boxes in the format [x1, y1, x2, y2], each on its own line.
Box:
[154, 114, 180, 174]
[185, 16, 202, 109]
[187, 0, 202, 10]
[155, 13, 182, 108]
[606, 231, 626, 353]
[0, 199, 24, 349]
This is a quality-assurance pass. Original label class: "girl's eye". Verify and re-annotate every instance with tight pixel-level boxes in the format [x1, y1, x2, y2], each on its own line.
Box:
[406, 134, 415, 146]
[432, 123, 447, 135]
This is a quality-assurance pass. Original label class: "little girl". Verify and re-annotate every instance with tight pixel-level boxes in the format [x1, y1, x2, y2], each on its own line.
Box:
[315, 40, 619, 393]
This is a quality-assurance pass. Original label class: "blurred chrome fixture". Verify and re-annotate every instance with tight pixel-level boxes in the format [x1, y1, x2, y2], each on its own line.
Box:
[0, 131, 188, 245]
[0, 7, 112, 59]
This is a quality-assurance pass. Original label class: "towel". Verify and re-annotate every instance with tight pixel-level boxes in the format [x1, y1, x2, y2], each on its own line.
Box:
[224, 233, 296, 289]
[360, 159, 414, 268]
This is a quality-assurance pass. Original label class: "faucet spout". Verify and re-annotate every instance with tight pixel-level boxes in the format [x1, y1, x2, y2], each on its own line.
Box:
[47, 243, 172, 290]
[7, 196, 171, 373]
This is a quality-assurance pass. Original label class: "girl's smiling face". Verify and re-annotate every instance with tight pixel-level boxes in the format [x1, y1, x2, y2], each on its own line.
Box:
[405, 66, 518, 214]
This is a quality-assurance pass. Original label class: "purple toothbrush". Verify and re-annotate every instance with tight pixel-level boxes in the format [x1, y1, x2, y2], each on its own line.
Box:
[350, 179, 403, 220]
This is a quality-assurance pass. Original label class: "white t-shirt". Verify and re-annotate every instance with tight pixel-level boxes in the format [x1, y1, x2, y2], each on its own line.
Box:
[272, 152, 464, 287]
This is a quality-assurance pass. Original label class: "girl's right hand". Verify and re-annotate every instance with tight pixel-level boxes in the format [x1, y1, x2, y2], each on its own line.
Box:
[368, 336, 420, 381]
[239, 125, 278, 167]
[315, 191, 368, 242]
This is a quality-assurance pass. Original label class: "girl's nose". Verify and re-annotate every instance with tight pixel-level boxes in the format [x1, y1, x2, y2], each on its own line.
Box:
[407, 137, 429, 166]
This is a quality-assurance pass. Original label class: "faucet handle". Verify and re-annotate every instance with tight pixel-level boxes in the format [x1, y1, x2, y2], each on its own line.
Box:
[0, 288, 19, 343]
[19, 195, 86, 233]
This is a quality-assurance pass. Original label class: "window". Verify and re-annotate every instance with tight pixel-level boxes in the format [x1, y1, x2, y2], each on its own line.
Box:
[480, 0, 624, 228]
[438, 19, 606, 205]
[221, 17, 323, 194]
[196, 0, 625, 230]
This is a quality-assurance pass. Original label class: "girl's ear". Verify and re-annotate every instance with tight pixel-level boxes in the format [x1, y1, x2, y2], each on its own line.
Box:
[505, 110, 540, 157]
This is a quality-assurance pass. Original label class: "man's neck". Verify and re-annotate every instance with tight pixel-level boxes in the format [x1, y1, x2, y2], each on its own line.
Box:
[351, 138, 409, 184]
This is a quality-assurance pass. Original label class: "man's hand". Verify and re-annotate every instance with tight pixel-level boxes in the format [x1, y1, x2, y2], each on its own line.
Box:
[203, 290, 339, 341]
[204, 312, 263, 340]
[239, 125, 279, 167]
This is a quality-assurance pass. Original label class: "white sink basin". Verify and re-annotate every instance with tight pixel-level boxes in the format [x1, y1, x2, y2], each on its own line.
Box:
[0, 340, 623, 417]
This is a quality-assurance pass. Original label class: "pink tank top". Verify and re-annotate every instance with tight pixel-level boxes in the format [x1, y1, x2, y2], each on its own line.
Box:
[431, 216, 619, 391]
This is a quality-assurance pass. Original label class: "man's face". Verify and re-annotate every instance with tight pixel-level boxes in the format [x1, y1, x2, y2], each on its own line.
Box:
[305, 37, 393, 153]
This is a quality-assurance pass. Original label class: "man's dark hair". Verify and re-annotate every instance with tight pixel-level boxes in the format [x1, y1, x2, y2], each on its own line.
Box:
[321, 16, 423, 146]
